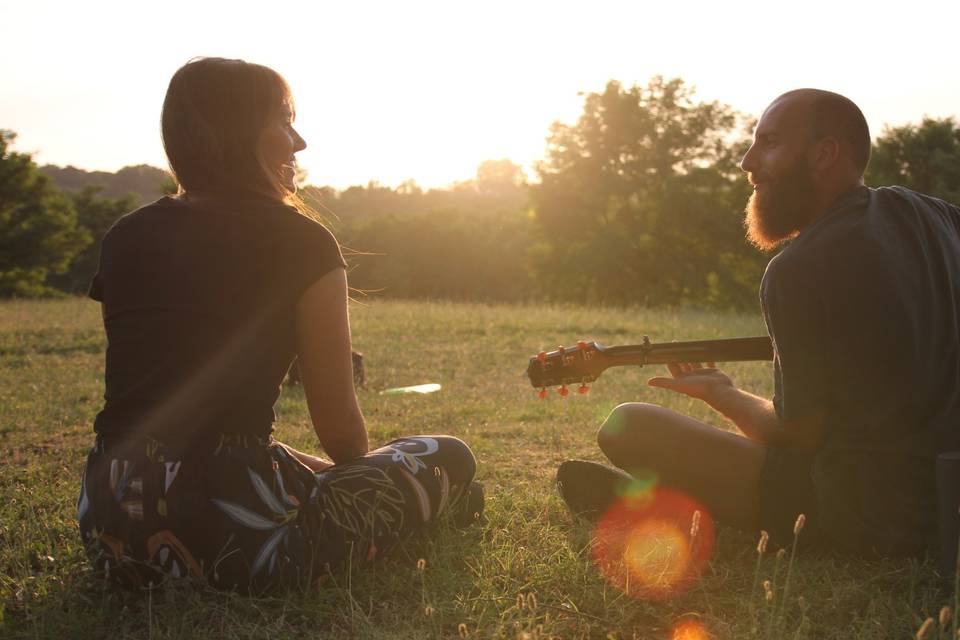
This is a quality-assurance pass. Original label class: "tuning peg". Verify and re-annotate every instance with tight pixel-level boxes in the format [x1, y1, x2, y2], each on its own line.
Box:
[558, 385, 570, 397]
[558, 346, 566, 355]
[537, 351, 547, 362]
[538, 387, 548, 399]
[578, 383, 589, 395]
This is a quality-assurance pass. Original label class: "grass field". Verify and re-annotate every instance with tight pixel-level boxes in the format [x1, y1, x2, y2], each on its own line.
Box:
[0, 298, 953, 639]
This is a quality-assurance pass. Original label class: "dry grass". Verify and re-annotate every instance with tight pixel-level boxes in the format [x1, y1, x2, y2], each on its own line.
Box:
[0, 298, 951, 638]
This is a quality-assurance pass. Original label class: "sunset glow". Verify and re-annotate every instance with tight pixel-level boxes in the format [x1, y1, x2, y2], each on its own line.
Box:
[2, 0, 958, 189]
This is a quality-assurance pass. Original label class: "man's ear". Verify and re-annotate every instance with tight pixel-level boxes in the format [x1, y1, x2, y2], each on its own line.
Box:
[810, 137, 841, 171]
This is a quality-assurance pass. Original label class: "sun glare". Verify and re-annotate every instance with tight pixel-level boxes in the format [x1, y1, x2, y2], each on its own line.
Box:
[671, 619, 711, 640]
[592, 486, 714, 601]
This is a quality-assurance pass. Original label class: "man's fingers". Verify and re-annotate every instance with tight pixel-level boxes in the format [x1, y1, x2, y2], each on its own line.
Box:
[648, 377, 678, 390]
[666, 363, 684, 378]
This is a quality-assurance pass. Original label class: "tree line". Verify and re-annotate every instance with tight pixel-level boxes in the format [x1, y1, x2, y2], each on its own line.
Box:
[3, 77, 959, 306]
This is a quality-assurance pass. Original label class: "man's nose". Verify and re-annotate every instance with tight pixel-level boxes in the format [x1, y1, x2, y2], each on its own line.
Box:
[740, 143, 757, 174]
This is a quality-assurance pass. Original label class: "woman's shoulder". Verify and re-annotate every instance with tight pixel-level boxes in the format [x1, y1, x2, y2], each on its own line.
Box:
[100, 196, 180, 242]
[104, 195, 339, 253]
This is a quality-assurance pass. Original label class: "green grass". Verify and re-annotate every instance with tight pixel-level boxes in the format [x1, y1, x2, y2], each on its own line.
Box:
[0, 298, 951, 639]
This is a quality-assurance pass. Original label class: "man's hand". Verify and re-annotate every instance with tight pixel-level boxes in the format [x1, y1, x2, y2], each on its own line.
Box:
[648, 362, 735, 404]
[649, 362, 826, 452]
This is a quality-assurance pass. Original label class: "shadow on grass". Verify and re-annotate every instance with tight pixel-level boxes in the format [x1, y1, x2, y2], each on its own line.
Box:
[2, 520, 491, 640]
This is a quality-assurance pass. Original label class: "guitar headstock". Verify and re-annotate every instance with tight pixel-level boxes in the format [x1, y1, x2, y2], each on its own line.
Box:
[527, 340, 609, 397]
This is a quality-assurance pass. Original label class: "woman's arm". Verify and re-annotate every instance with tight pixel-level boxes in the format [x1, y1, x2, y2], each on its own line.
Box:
[295, 268, 368, 463]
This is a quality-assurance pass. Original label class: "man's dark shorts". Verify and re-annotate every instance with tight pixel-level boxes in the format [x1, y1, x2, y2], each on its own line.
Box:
[758, 445, 824, 550]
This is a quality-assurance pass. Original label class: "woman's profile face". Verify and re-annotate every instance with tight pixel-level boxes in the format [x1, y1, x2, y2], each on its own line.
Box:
[259, 102, 307, 192]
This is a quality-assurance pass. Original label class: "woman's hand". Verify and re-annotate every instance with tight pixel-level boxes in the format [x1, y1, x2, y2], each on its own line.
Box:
[298, 453, 333, 473]
[280, 442, 334, 472]
[647, 362, 735, 404]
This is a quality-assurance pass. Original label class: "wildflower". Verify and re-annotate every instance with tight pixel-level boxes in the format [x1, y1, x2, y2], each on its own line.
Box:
[916, 617, 934, 639]
[527, 592, 538, 612]
[757, 530, 769, 555]
[940, 606, 951, 626]
[690, 510, 701, 538]
[517, 593, 525, 610]
[417, 558, 426, 573]
[424, 605, 434, 617]
[793, 513, 806, 536]
[458, 623, 469, 638]
[776, 548, 786, 561]
[763, 579, 774, 602]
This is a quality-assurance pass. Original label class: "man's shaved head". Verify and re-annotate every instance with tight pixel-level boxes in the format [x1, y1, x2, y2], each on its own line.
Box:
[770, 89, 872, 176]
[740, 88, 872, 249]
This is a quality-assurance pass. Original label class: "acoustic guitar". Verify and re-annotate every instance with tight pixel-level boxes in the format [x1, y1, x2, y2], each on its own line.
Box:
[527, 335, 773, 397]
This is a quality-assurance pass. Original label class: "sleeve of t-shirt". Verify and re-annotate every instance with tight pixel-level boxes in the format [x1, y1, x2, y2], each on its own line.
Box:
[761, 255, 833, 421]
[88, 273, 104, 302]
[280, 208, 348, 299]
[87, 231, 109, 302]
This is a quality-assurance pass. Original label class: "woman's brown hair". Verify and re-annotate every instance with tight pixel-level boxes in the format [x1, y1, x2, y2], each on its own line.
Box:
[161, 57, 294, 202]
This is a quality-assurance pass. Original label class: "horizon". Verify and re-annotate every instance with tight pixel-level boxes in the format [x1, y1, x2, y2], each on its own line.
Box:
[3, 0, 959, 190]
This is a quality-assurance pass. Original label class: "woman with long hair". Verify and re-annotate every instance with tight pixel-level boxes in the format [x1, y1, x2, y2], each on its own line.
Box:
[78, 57, 482, 593]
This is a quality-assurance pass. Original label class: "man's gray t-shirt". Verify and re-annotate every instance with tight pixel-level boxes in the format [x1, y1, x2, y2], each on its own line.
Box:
[761, 186, 960, 554]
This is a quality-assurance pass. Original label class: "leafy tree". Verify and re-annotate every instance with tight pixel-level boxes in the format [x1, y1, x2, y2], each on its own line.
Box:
[299, 162, 536, 302]
[49, 186, 138, 293]
[339, 207, 534, 302]
[0, 130, 89, 297]
[531, 77, 765, 308]
[866, 117, 960, 204]
[40, 163, 170, 206]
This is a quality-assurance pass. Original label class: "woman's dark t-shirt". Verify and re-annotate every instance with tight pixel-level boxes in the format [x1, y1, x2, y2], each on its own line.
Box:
[88, 196, 346, 451]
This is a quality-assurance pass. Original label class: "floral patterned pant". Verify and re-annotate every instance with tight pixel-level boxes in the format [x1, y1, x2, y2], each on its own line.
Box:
[78, 434, 478, 593]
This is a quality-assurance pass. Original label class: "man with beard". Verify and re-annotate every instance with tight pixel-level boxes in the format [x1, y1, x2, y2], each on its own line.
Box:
[556, 89, 960, 557]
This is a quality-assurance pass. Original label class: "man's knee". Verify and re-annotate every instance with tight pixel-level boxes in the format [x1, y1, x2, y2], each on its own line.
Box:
[597, 402, 664, 455]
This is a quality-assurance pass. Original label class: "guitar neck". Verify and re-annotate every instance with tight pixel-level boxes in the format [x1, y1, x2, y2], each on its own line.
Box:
[605, 336, 773, 368]
[526, 335, 774, 390]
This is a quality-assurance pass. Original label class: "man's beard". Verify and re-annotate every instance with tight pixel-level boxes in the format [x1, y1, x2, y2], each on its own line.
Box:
[744, 156, 818, 251]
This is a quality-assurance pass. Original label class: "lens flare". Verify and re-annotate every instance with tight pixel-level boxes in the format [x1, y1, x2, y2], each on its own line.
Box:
[622, 519, 690, 589]
[592, 486, 714, 601]
[671, 619, 710, 640]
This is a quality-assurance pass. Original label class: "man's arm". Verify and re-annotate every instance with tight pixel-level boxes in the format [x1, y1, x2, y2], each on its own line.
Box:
[648, 363, 827, 452]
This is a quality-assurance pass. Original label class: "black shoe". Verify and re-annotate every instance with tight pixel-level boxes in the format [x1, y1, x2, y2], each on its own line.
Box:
[454, 481, 485, 528]
[556, 460, 636, 521]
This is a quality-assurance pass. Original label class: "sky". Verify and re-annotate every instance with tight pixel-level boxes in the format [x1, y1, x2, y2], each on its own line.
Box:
[2, 0, 958, 190]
